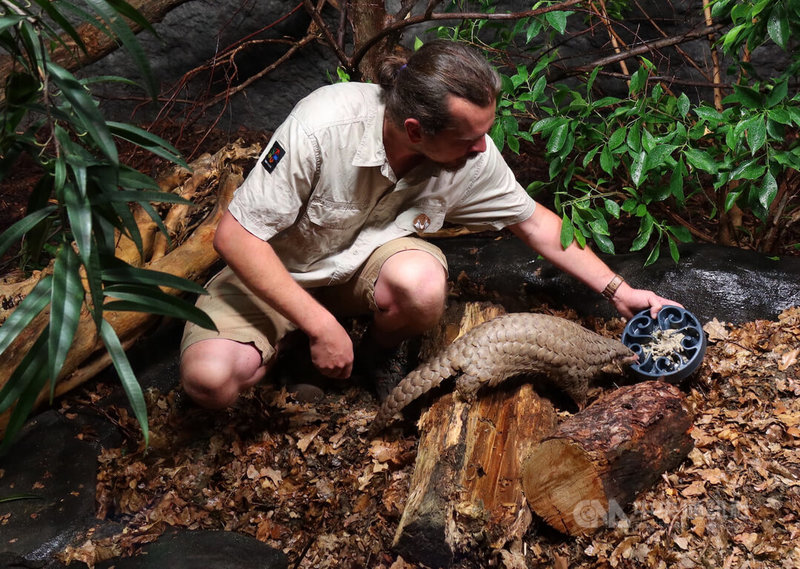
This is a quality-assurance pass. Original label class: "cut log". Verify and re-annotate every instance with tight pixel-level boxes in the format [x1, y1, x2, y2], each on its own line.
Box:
[391, 302, 558, 568]
[521, 380, 694, 536]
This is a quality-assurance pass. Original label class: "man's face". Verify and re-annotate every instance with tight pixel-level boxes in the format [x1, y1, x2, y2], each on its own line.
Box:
[414, 96, 496, 171]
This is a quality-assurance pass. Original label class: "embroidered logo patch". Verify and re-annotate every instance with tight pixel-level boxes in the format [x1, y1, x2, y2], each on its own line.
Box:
[261, 141, 285, 173]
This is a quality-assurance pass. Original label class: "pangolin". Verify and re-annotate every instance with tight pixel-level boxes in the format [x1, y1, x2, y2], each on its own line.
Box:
[369, 313, 636, 435]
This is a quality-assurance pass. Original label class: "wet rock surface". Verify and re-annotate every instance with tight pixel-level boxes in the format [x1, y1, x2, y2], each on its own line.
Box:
[1, 238, 798, 568]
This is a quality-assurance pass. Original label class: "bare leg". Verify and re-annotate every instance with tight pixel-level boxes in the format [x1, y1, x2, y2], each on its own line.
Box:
[372, 249, 448, 347]
[180, 338, 271, 409]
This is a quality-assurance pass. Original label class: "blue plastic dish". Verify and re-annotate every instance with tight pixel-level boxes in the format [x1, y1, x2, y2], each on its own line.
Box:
[621, 306, 707, 383]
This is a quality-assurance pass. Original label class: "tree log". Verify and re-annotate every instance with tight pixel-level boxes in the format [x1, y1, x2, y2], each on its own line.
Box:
[391, 302, 558, 568]
[0, 0, 191, 91]
[521, 380, 694, 536]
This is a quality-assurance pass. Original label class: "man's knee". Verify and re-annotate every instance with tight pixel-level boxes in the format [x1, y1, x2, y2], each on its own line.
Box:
[375, 250, 447, 325]
[179, 340, 266, 409]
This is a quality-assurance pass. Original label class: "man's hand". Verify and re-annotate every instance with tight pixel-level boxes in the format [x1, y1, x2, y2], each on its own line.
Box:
[612, 282, 683, 319]
[308, 317, 354, 380]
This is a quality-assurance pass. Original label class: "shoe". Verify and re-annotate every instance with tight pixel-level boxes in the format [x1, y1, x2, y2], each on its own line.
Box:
[355, 334, 418, 402]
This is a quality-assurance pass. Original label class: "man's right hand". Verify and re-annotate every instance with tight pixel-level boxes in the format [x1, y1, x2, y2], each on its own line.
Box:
[308, 318, 353, 380]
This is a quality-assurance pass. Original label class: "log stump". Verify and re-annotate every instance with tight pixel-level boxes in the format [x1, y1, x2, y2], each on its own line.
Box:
[521, 380, 694, 536]
[391, 302, 558, 567]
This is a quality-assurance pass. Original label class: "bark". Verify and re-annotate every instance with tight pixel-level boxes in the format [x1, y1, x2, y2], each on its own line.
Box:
[390, 302, 559, 567]
[0, 140, 261, 437]
[521, 381, 694, 536]
[347, 0, 390, 81]
[0, 0, 191, 82]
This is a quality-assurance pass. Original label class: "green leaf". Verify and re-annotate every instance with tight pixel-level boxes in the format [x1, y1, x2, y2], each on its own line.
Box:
[547, 122, 569, 154]
[744, 115, 767, 154]
[669, 225, 692, 242]
[724, 189, 742, 212]
[530, 75, 547, 101]
[725, 84, 764, 110]
[99, 320, 149, 446]
[604, 199, 621, 218]
[631, 215, 654, 251]
[631, 150, 647, 187]
[48, 245, 84, 393]
[0, 206, 57, 259]
[608, 127, 626, 150]
[0, 276, 52, 358]
[683, 148, 719, 174]
[668, 237, 680, 263]
[759, 170, 779, 210]
[593, 233, 615, 254]
[644, 244, 661, 266]
[600, 145, 615, 175]
[83, 0, 158, 98]
[0, 334, 49, 454]
[560, 214, 574, 249]
[0, 15, 26, 33]
[107, 122, 188, 168]
[677, 93, 690, 118]
[730, 158, 766, 181]
[48, 63, 118, 164]
[545, 11, 570, 34]
[767, 10, 790, 49]
[103, 284, 216, 330]
[101, 264, 208, 295]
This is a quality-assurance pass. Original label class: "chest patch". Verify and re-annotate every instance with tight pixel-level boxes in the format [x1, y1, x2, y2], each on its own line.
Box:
[261, 141, 286, 173]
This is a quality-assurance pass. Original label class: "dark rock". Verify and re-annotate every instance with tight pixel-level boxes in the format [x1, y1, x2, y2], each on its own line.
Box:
[94, 530, 287, 569]
[0, 411, 99, 562]
[433, 234, 800, 324]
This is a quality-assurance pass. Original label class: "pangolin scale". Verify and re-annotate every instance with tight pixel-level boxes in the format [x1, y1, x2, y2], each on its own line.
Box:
[369, 313, 636, 435]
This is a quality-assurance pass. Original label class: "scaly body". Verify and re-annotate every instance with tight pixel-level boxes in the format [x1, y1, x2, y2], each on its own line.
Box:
[369, 313, 635, 435]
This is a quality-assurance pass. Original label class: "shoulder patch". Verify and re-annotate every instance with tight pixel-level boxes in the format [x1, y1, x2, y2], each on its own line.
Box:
[261, 141, 286, 173]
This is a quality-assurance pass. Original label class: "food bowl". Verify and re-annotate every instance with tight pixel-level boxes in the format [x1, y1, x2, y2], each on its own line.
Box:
[621, 306, 707, 383]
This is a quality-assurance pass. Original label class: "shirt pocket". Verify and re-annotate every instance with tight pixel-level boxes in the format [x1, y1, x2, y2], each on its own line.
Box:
[394, 201, 446, 235]
[305, 197, 370, 230]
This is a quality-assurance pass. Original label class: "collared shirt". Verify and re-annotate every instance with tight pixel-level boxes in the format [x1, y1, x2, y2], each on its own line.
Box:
[228, 82, 536, 287]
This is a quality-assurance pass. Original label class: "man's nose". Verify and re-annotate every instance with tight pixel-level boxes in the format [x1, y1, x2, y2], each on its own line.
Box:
[469, 136, 487, 153]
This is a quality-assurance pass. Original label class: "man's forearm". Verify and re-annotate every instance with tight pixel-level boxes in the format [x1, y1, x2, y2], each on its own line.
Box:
[213, 211, 339, 340]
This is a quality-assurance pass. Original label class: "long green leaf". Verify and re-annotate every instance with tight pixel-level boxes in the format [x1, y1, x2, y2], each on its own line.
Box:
[48, 63, 118, 164]
[63, 182, 93, 264]
[103, 284, 216, 330]
[102, 263, 209, 295]
[107, 122, 188, 168]
[99, 320, 149, 446]
[28, 0, 87, 51]
[0, 15, 26, 33]
[0, 336, 50, 455]
[83, 0, 158, 98]
[48, 245, 84, 396]
[0, 276, 52, 358]
[0, 329, 48, 414]
[0, 206, 57, 259]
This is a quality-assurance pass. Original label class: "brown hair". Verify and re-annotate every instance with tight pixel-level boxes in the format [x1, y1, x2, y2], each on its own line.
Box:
[378, 40, 501, 135]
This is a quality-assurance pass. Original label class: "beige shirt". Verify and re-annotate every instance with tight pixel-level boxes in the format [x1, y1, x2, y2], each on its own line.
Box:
[228, 82, 536, 287]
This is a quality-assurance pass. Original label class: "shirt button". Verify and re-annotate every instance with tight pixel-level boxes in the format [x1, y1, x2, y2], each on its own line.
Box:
[413, 213, 431, 232]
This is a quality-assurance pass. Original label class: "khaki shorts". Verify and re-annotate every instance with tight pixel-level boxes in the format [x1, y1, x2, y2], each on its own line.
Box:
[180, 237, 447, 364]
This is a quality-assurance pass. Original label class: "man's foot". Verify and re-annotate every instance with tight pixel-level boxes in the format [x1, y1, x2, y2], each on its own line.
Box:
[355, 335, 418, 402]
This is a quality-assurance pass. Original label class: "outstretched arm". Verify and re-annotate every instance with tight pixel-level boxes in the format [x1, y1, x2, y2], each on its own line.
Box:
[508, 205, 681, 318]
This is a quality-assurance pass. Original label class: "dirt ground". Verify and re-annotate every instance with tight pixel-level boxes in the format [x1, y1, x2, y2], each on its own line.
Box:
[50, 305, 800, 569]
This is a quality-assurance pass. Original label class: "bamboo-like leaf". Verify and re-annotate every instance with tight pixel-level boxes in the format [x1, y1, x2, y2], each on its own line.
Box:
[102, 263, 209, 295]
[107, 122, 188, 168]
[48, 63, 118, 164]
[104, 284, 216, 330]
[28, 0, 87, 51]
[63, 183, 93, 264]
[0, 276, 52, 358]
[0, 206, 57, 259]
[48, 245, 84, 396]
[82, 0, 158, 97]
[0, 337, 50, 454]
[0, 330, 48, 414]
[99, 320, 149, 446]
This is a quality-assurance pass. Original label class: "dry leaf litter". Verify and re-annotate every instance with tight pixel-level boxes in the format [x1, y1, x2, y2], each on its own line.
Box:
[54, 307, 800, 568]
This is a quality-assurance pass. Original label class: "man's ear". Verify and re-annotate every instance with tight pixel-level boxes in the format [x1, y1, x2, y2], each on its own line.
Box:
[404, 118, 423, 144]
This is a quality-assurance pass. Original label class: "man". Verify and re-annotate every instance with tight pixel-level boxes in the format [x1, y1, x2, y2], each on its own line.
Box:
[180, 40, 678, 409]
